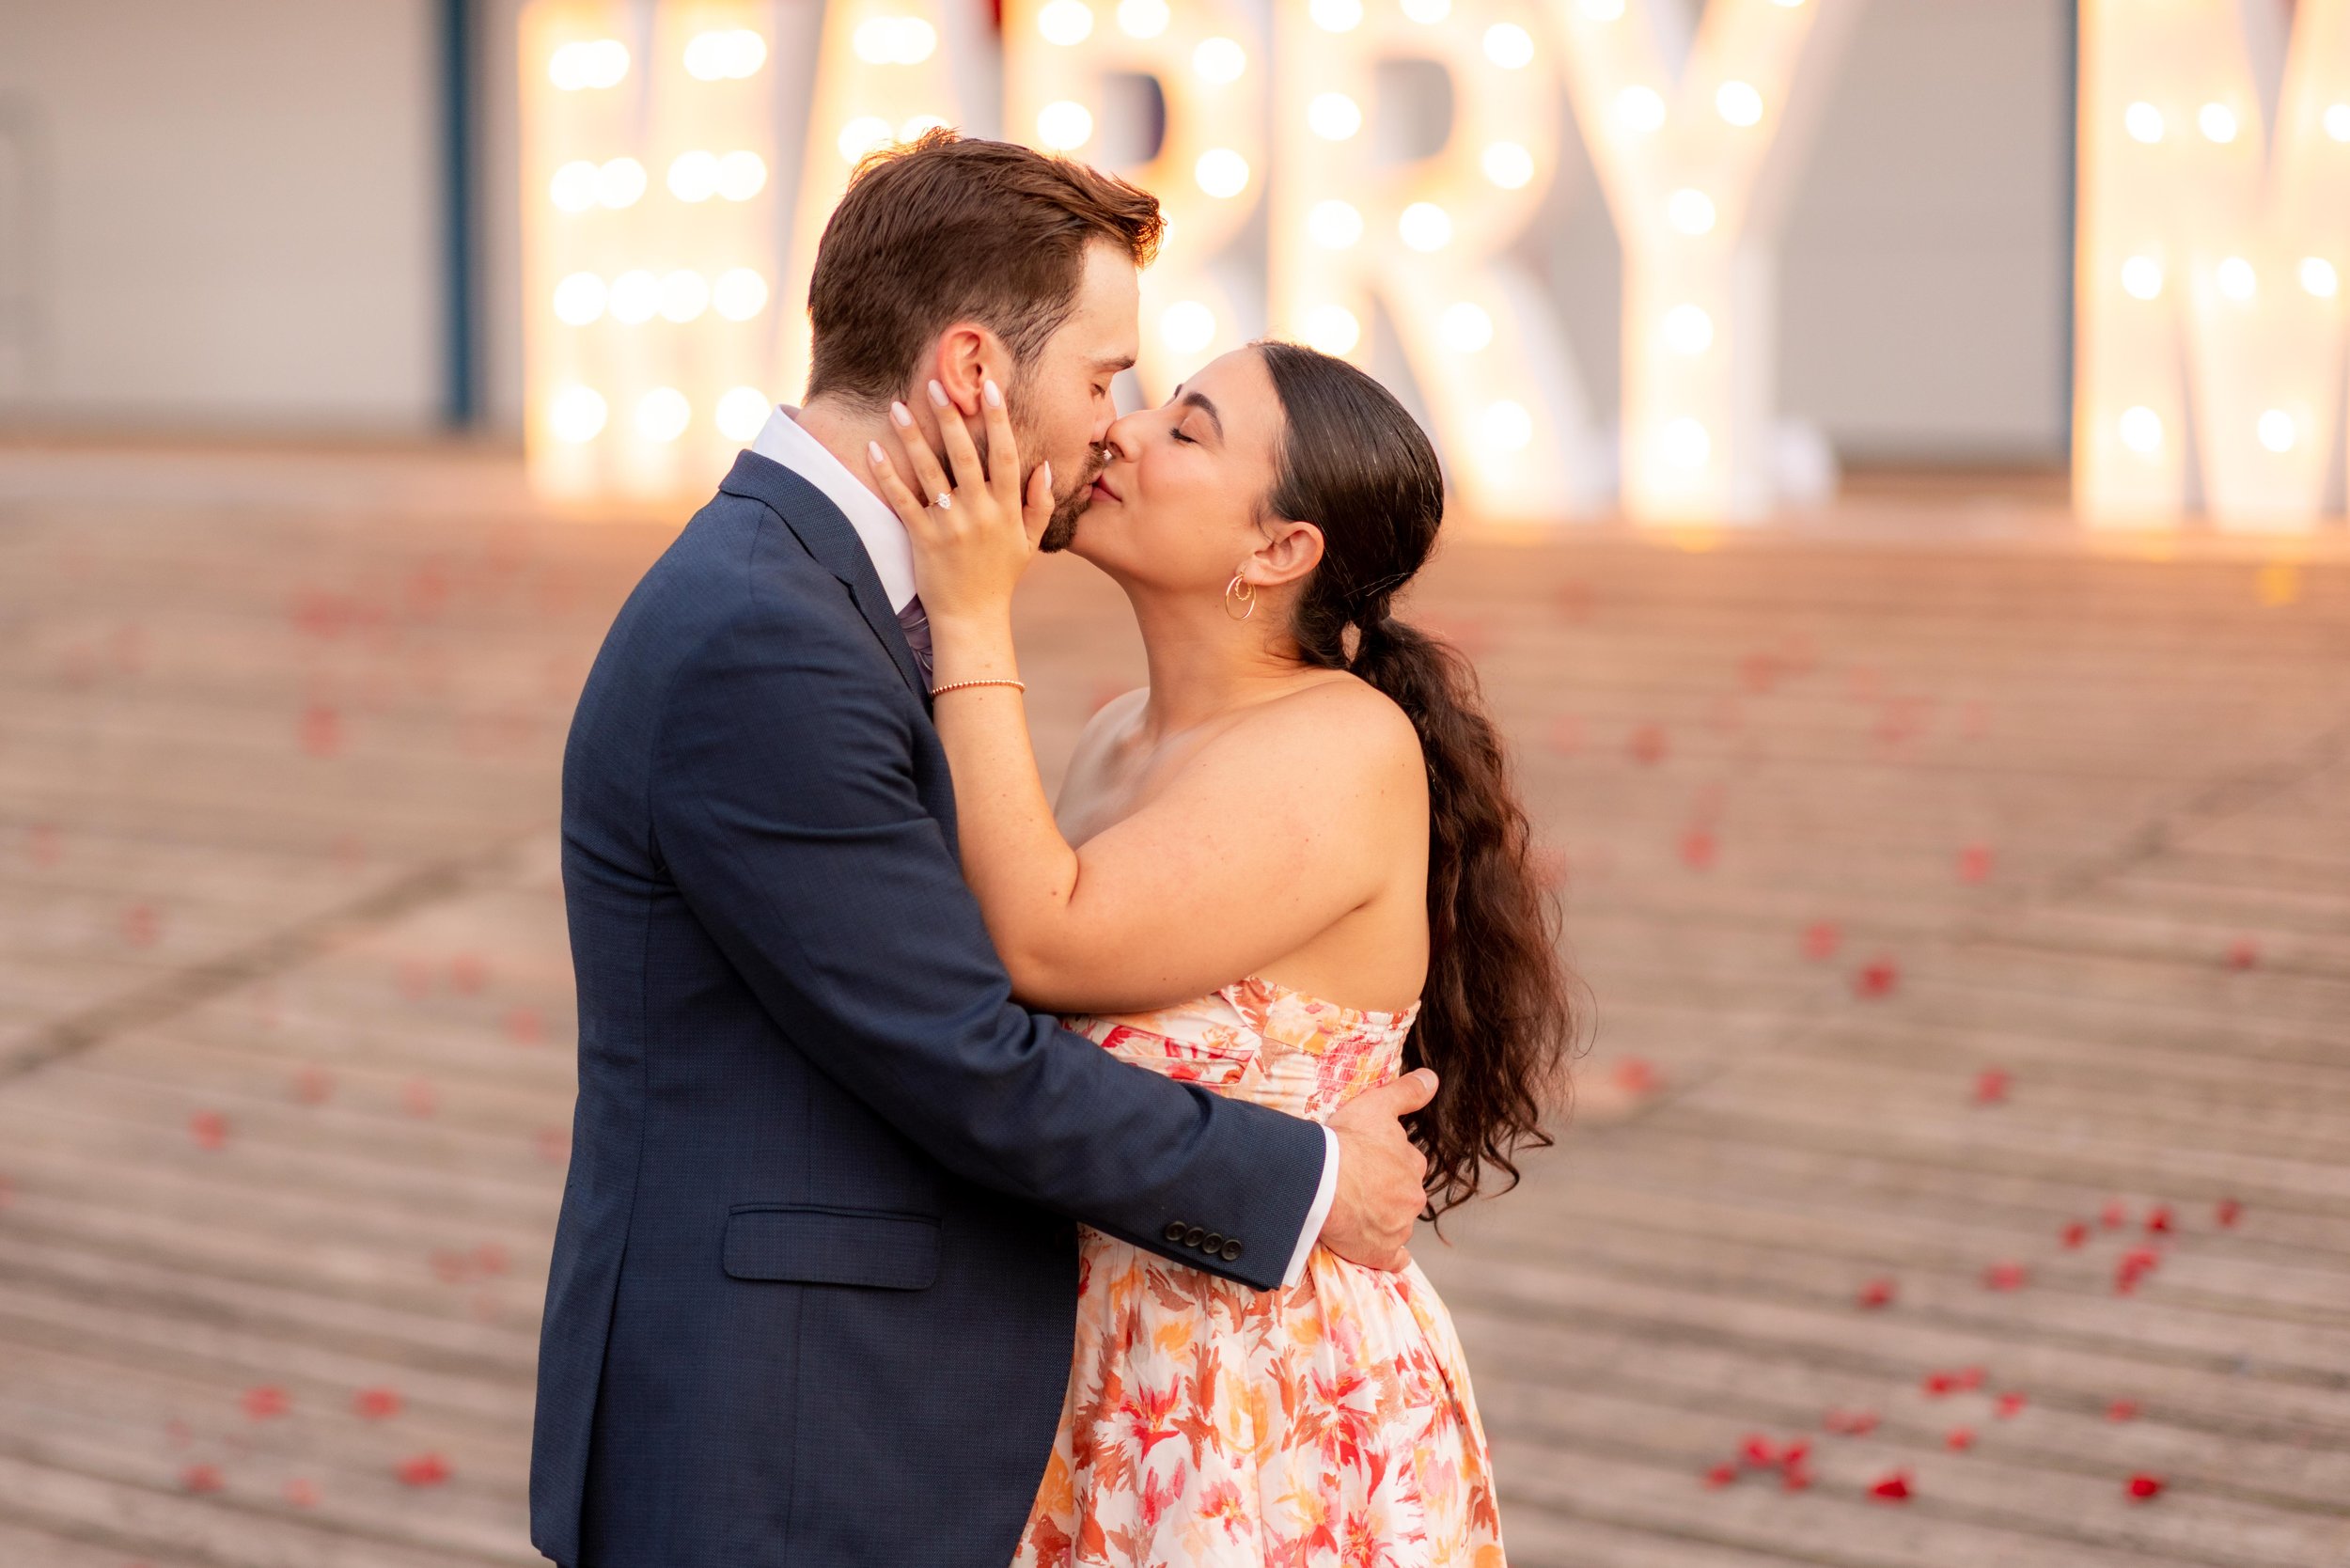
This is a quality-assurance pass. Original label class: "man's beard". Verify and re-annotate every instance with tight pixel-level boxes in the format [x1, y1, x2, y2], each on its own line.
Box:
[1036, 443, 1109, 554]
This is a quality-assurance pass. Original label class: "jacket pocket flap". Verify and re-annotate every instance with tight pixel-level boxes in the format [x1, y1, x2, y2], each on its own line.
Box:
[722, 1206, 942, 1290]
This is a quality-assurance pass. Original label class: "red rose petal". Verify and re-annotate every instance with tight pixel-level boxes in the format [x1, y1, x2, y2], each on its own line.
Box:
[1956, 1366, 1985, 1390]
[1868, 1471, 1912, 1502]
[2101, 1200, 2128, 1229]
[1781, 1464, 1812, 1491]
[1983, 1261, 2028, 1292]
[505, 1006, 544, 1045]
[2145, 1204, 2172, 1234]
[1702, 1462, 1737, 1489]
[291, 1066, 335, 1105]
[1802, 920, 1842, 961]
[473, 1241, 509, 1276]
[122, 903, 162, 948]
[284, 1477, 319, 1508]
[2125, 1473, 2165, 1501]
[1857, 1278, 1897, 1309]
[1946, 1425, 1975, 1450]
[1853, 956, 1900, 999]
[1923, 1371, 1956, 1397]
[1778, 1439, 1810, 1468]
[353, 1387, 403, 1419]
[1679, 825, 1718, 870]
[1956, 843, 1994, 884]
[396, 1451, 451, 1487]
[189, 1110, 229, 1152]
[2107, 1399, 2138, 1422]
[239, 1386, 289, 1420]
[2216, 1197, 2242, 1228]
[1845, 1410, 1880, 1435]
[1627, 724, 1668, 766]
[1972, 1068, 2009, 1105]
[1995, 1392, 2027, 1419]
[2060, 1221, 2089, 1249]
[1740, 1434, 1777, 1467]
[2226, 937, 2259, 970]
[180, 1463, 225, 1494]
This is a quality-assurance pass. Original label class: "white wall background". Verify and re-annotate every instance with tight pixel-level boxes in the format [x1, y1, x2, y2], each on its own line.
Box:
[4, 0, 2072, 460]
[0, 0, 442, 432]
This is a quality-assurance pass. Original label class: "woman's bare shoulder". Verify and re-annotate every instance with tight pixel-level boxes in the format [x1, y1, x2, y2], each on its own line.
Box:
[1205, 674, 1425, 798]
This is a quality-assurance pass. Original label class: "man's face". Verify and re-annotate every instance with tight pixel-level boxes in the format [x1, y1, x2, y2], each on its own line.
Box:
[1011, 242, 1139, 552]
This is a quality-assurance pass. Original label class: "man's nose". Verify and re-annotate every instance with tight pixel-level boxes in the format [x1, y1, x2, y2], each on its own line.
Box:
[1102, 413, 1143, 462]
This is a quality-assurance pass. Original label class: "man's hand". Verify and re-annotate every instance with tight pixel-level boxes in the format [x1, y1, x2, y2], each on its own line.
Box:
[1318, 1069, 1438, 1270]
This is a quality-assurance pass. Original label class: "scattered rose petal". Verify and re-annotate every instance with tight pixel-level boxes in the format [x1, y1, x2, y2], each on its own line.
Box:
[505, 1007, 544, 1045]
[2125, 1473, 2165, 1501]
[1956, 843, 1994, 884]
[2061, 1221, 2089, 1249]
[1955, 1366, 1985, 1390]
[180, 1463, 225, 1494]
[1781, 1465, 1812, 1492]
[1679, 825, 1717, 870]
[291, 1066, 335, 1105]
[2102, 1200, 2128, 1230]
[353, 1387, 403, 1420]
[2227, 937, 2259, 970]
[1857, 1278, 1897, 1309]
[1609, 1057, 1660, 1096]
[299, 705, 343, 759]
[1973, 1068, 2009, 1105]
[1853, 957, 1899, 999]
[189, 1110, 229, 1152]
[1922, 1370, 1956, 1397]
[1982, 1262, 2028, 1292]
[123, 903, 162, 948]
[2107, 1399, 2138, 1422]
[2216, 1198, 2242, 1228]
[1995, 1392, 2027, 1419]
[473, 1241, 509, 1276]
[1868, 1470, 1912, 1502]
[1778, 1439, 1810, 1469]
[1802, 920, 1841, 961]
[2116, 1247, 2162, 1293]
[2145, 1205, 2172, 1234]
[1740, 1434, 1777, 1467]
[1702, 1462, 1736, 1489]
[1627, 724, 1668, 766]
[1946, 1425, 1975, 1450]
[397, 1452, 452, 1488]
[284, 1477, 319, 1508]
[240, 1386, 289, 1420]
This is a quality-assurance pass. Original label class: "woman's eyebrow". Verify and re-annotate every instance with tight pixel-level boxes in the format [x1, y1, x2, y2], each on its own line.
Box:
[1174, 389, 1225, 441]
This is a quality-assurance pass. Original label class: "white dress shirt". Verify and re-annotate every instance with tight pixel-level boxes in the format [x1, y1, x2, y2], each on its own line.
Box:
[743, 407, 1340, 1289]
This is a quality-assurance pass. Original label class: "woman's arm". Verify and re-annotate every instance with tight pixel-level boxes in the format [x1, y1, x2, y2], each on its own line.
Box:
[868, 381, 1416, 1012]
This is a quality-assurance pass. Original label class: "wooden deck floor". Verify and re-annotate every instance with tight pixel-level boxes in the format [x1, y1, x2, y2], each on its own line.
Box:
[2, 443, 2346, 1567]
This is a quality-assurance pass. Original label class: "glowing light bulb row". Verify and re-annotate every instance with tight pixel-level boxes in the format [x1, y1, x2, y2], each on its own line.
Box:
[554, 153, 767, 212]
[2121, 99, 2289, 147]
[2113, 404, 2302, 457]
[838, 114, 954, 164]
[549, 384, 778, 446]
[553, 31, 768, 90]
[550, 268, 771, 326]
[852, 16, 939, 65]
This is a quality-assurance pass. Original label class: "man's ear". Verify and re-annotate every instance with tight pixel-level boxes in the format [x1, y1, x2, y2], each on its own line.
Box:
[928, 324, 1006, 418]
[1250, 520, 1326, 589]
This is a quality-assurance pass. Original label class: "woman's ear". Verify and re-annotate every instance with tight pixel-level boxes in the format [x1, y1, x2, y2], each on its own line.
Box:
[1248, 519, 1325, 588]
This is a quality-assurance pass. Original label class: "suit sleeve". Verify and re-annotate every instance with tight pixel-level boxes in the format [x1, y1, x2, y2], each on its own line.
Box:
[650, 584, 1324, 1290]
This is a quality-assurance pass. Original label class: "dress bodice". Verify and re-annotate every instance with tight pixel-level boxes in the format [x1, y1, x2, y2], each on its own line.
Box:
[1062, 976, 1419, 1123]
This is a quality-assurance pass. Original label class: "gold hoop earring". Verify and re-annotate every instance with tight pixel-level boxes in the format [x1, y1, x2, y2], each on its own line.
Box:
[1224, 573, 1257, 621]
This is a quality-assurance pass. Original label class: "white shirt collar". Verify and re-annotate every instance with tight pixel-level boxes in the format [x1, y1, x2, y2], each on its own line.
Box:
[748, 404, 918, 613]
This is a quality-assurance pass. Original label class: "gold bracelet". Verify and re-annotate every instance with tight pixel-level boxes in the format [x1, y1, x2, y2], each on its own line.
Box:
[929, 678, 1026, 697]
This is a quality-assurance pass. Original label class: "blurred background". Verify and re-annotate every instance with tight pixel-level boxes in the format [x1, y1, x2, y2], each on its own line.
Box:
[1, 2, 2346, 1566]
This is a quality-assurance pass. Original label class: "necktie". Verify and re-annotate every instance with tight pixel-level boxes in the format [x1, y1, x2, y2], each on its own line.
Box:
[896, 595, 934, 687]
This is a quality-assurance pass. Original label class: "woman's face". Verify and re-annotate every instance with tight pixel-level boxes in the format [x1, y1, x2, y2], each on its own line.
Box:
[1066, 348, 1302, 597]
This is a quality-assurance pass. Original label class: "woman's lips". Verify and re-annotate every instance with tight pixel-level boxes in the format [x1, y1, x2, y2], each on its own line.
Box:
[1089, 475, 1120, 503]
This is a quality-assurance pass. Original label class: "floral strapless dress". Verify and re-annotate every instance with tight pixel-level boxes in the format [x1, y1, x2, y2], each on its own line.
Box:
[1012, 977, 1505, 1568]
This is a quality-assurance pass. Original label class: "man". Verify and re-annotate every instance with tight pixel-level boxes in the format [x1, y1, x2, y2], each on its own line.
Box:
[532, 133, 1436, 1567]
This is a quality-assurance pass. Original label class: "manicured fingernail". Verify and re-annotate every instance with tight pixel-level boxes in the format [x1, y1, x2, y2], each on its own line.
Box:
[983, 378, 1003, 408]
[890, 401, 912, 428]
[1041, 462, 1052, 491]
[927, 380, 948, 407]
[868, 441, 886, 465]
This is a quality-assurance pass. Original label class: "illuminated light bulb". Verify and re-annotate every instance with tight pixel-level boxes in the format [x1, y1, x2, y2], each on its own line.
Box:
[1117, 0, 1169, 39]
[838, 117, 895, 163]
[717, 386, 774, 443]
[1302, 305, 1362, 354]
[716, 151, 768, 201]
[1402, 0, 1451, 20]
[1772, 0, 1806, 7]
[854, 16, 937, 65]
[637, 387, 692, 444]
[1481, 142, 1535, 189]
[2328, 104, 2350, 142]
[1579, 0, 1625, 18]
[683, 29, 767, 81]
[1483, 24, 1535, 70]
[2257, 409, 2296, 452]
[1308, 92, 1364, 141]
[1308, 199, 1365, 249]
[1399, 202, 1453, 252]
[549, 385, 608, 443]
[667, 150, 722, 203]
[1310, 0, 1364, 31]
[553, 272, 608, 325]
[1194, 37, 1246, 84]
[1440, 301, 1495, 353]
[1195, 148, 1250, 199]
[2124, 102, 2164, 144]
[2121, 256, 2163, 300]
[1667, 188, 1717, 236]
[2300, 258, 2339, 298]
[549, 39, 630, 91]
[1482, 400, 1534, 452]
[1159, 300, 1217, 354]
[550, 160, 601, 212]
[2118, 405, 2163, 454]
[2216, 256, 2257, 300]
[595, 158, 647, 209]
[658, 270, 711, 323]
[608, 270, 662, 324]
[1660, 417, 1711, 469]
[1615, 86, 1667, 134]
[1037, 101, 1095, 150]
[1662, 304, 1715, 354]
[713, 268, 770, 321]
[2198, 102, 2237, 143]
[1038, 1, 1095, 45]
[900, 115, 950, 141]
[1716, 81, 1764, 128]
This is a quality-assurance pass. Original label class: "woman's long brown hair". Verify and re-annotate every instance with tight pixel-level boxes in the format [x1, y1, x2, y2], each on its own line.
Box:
[1258, 340, 1585, 1218]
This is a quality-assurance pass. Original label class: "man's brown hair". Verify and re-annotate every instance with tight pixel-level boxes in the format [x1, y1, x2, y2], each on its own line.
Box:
[806, 131, 1164, 406]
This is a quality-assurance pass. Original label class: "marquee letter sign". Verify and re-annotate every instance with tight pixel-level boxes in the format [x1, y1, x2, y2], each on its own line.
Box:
[2076, 0, 2350, 531]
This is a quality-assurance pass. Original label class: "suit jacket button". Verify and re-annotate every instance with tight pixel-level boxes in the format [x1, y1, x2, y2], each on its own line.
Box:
[1202, 1232, 1224, 1254]
[1182, 1226, 1206, 1249]
[1221, 1239, 1243, 1262]
[1164, 1220, 1188, 1244]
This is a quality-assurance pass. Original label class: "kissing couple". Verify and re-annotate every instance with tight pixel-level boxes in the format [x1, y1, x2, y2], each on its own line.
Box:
[532, 130, 1576, 1568]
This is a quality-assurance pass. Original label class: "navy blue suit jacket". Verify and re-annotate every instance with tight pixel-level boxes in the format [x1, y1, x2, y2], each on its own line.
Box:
[531, 451, 1326, 1567]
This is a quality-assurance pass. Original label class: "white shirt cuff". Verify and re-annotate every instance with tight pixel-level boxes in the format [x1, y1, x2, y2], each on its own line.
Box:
[1281, 1126, 1340, 1288]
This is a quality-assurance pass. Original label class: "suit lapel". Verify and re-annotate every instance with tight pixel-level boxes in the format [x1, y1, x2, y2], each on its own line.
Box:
[718, 451, 929, 705]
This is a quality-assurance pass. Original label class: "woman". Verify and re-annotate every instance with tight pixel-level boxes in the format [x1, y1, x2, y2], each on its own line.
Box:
[866, 341, 1575, 1566]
